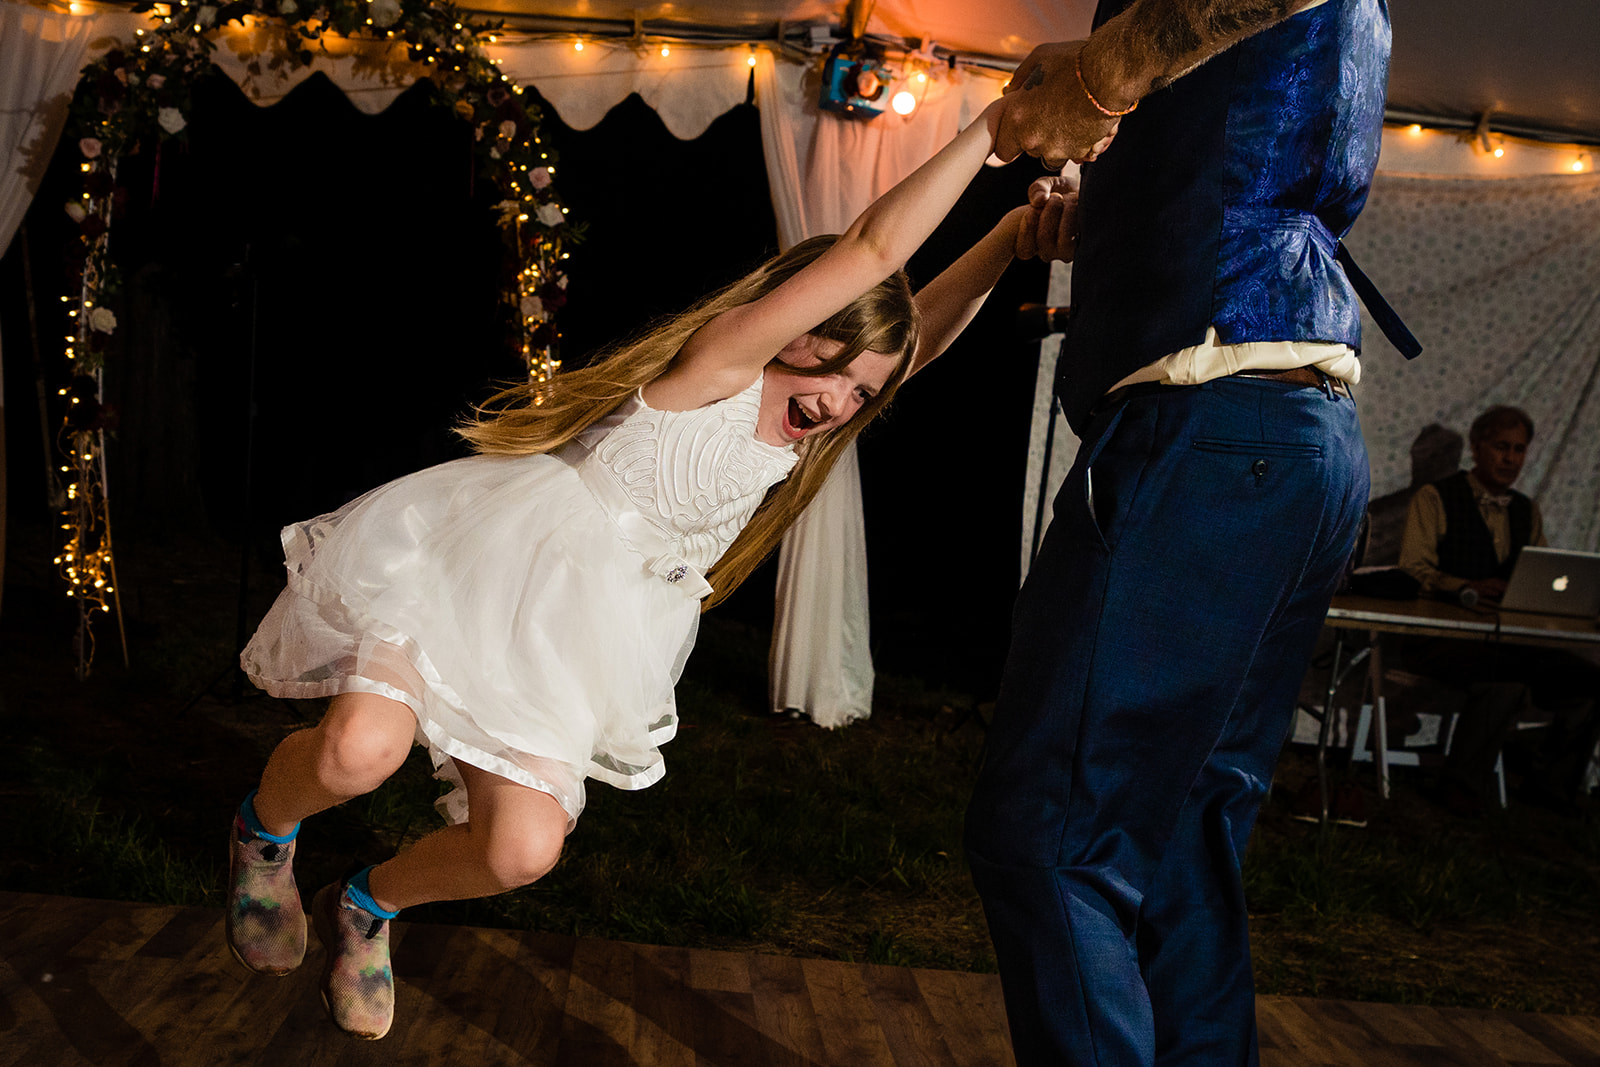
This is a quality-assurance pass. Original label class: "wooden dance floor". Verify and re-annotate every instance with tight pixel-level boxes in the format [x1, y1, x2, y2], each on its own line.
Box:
[3, 890, 1597, 1066]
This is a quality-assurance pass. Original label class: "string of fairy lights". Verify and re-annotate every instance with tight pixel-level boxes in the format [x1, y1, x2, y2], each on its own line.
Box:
[54, 0, 579, 673]
[1392, 116, 1591, 173]
[42, 2, 1599, 675]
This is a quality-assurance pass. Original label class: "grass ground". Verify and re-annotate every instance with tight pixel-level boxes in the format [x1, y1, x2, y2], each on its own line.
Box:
[2, 525, 1597, 1015]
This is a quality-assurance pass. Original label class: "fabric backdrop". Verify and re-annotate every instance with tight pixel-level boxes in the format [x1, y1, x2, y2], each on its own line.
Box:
[6, 1, 1596, 630]
[1021, 164, 1600, 567]
[1345, 171, 1600, 552]
[753, 50, 1001, 727]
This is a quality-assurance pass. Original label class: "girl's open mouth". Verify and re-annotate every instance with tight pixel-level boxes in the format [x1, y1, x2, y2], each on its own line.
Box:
[786, 397, 820, 438]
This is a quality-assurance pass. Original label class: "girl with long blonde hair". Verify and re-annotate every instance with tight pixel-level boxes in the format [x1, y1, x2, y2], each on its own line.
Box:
[225, 96, 1058, 1040]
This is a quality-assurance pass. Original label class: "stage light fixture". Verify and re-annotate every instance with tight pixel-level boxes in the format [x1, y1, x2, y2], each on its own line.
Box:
[820, 41, 893, 118]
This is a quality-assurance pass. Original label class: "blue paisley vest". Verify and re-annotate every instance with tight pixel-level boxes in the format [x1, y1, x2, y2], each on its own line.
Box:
[1059, 0, 1401, 432]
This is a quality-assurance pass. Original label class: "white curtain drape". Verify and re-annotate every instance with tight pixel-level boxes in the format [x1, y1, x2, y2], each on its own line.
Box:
[0, 3, 95, 256]
[1018, 256, 1078, 576]
[754, 51, 999, 726]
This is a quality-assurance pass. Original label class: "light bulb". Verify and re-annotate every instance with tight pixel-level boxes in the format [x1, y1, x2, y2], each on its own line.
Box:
[892, 91, 916, 116]
[1408, 124, 1422, 136]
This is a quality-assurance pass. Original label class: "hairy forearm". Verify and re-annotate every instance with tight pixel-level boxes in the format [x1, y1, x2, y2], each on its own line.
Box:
[1082, 0, 1316, 108]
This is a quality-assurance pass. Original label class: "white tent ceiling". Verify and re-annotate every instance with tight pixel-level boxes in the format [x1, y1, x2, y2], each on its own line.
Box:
[465, 0, 1600, 144]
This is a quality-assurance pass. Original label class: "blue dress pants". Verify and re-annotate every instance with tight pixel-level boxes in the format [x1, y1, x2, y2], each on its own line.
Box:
[966, 377, 1369, 1066]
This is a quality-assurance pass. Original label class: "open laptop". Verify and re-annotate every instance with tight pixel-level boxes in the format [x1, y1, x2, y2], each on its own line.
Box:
[1499, 546, 1600, 618]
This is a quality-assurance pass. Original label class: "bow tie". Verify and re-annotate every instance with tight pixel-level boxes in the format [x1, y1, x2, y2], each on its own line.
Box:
[1477, 491, 1512, 509]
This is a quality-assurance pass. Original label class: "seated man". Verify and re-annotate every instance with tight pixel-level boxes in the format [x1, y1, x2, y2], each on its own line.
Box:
[1400, 405, 1542, 602]
[1398, 405, 1598, 813]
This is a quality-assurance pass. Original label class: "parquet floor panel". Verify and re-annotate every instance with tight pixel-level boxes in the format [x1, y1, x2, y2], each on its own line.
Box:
[2, 891, 1595, 1066]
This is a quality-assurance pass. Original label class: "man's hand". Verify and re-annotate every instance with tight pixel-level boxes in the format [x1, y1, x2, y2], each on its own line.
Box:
[1464, 578, 1508, 601]
[997, 41, 1121, 168]
[1015, 176, 1081, 262]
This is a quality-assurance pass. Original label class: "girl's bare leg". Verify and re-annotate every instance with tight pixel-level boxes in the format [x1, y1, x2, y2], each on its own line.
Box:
[252, 691, 417, 837]
[366, 761, 568, 912]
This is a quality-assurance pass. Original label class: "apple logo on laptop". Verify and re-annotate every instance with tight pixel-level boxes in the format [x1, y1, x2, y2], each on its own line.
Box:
[1552, 575, 1570, 592]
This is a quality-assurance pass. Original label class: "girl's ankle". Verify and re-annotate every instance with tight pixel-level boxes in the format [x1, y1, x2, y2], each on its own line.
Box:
[345, 866, 401, 920]
[240, 789, 300, 843]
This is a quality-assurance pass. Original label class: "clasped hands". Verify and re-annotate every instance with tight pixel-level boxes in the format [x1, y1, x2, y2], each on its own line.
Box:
[996, 40, 1122, 170]
[992, 39, 1124, 264]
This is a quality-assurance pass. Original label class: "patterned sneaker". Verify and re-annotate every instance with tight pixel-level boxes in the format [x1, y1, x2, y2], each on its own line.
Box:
[225, 813, 306, 975]
[311, 881, 395, 1040]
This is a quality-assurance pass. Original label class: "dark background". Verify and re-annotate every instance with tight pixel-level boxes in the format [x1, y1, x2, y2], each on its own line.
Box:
[0, 70, 1052, 696]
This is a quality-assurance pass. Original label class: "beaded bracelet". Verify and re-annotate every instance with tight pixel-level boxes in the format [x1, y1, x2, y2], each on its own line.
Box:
[1075, 53, 1138, 117]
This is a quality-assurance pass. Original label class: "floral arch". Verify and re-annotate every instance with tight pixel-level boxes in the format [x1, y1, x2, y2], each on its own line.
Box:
[55, 0, 575, 670]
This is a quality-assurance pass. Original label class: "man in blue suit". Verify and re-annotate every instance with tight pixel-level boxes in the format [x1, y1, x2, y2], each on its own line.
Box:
[968, 2, 1415, 1063]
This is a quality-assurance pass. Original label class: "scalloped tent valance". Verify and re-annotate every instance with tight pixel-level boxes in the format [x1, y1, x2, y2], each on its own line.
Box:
[13, 4, 757, 135]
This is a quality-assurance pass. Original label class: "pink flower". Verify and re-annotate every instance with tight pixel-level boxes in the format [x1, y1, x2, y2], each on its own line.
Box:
[79, 138, 102, 159]
[529, 167, 552, 190]
[147, 74, 166, 90]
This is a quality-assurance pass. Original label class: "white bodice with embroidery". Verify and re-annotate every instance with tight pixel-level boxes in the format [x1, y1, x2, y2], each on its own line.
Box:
[570, 377, 798, 572]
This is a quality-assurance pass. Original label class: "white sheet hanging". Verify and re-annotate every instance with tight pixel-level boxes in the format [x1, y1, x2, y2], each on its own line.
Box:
[754, 50, 1000, 726]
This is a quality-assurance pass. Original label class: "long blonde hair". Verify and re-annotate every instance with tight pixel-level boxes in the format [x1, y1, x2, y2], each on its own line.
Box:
[459, 236, 920, 608]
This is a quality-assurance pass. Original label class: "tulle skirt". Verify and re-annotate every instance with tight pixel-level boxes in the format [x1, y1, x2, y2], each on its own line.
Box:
[240, 452, 702, 832]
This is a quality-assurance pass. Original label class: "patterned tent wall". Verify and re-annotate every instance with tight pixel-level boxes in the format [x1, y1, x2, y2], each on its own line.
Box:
[1347, 172, 1600, 552]
[1021, 151, 1600, 569]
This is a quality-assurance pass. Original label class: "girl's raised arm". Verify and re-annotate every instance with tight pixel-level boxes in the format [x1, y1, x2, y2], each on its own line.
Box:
[909, 177, 1079, 378]
[647, 100, 1004, 411]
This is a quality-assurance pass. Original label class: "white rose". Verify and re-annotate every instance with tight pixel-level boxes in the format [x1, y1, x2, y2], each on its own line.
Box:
[536, 202, 564, 227]
[196, 5, 217, 27]
[529, 166, 552, 190]
[499, 120, 517, 140]
[279, 0, 297, 12]
[65, 202, 88, 223]
[158, 108, 186, 134]
[89, 307, 118, 334]
[519, 296, 544, 319]
[557, 274, 568, 289]
[369, 0, 401, 28]
[147, 74, 166, 89]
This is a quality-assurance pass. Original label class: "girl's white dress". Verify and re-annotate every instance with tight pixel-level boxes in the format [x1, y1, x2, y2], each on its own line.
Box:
[241, 377, 796, 831]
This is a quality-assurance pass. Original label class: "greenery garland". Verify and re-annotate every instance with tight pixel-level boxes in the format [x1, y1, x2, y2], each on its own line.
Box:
[55, 0, 578, 670]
